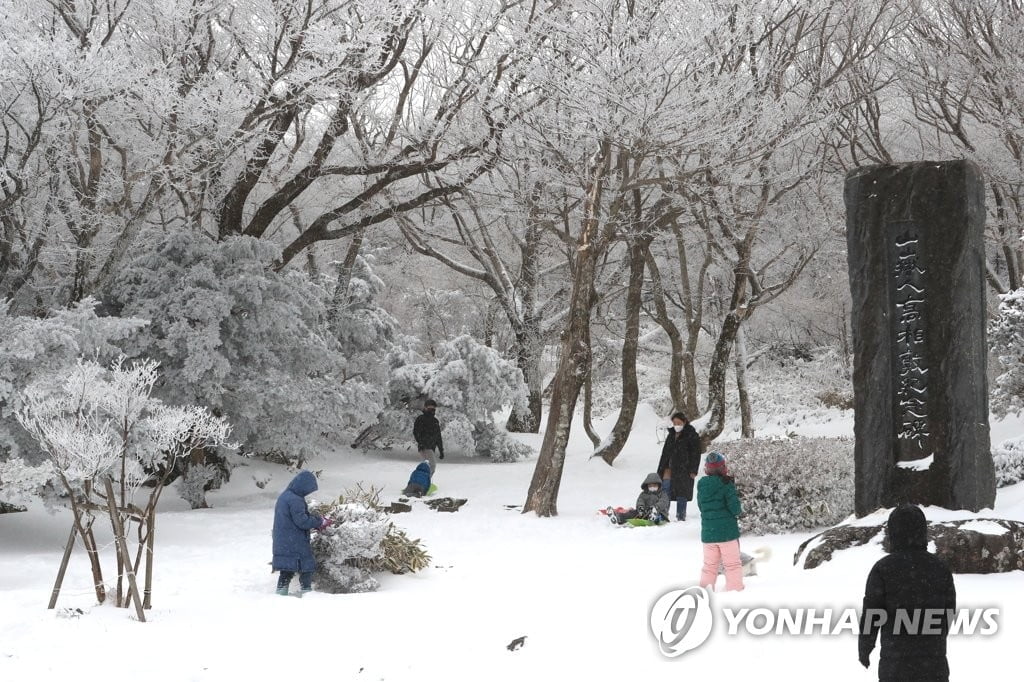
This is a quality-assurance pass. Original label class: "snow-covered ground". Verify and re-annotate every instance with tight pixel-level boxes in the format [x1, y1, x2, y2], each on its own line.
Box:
[2, 405, 1022, 680]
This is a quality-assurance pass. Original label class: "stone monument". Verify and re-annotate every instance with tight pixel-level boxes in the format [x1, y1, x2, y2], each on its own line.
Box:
[845, 160, 995, 516]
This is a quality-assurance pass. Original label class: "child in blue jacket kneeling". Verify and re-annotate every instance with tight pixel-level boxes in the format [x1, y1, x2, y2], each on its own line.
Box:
[403, 458, 432, 497]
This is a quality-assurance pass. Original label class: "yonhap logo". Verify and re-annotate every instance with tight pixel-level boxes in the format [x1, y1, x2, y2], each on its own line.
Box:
[649, 586, 714, 657]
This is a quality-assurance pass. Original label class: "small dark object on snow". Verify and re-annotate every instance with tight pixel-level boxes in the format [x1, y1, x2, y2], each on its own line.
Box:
[425, 497, 467, 513]
[56, 607, 86, 618]
[386, 502, 412, 514]
[507, 636, 526, 651]
[503, 504, 522, 510]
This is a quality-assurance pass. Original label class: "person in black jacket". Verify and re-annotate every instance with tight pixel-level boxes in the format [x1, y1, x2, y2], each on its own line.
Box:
[413, 398, 445, 473]
[656, 412, 702, 521]
[858, 504, 956, 682]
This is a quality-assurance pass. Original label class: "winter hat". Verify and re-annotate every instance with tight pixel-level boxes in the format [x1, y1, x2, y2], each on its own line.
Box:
[885, 504, 928, 552]
[704, 451, 727, 475]
[642, 472, 662, 489]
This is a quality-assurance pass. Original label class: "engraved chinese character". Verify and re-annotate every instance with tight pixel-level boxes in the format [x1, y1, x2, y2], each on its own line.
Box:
[896, 327, 925, 345]
[898, 299, 925, 323]
[900, 418, 929, 441]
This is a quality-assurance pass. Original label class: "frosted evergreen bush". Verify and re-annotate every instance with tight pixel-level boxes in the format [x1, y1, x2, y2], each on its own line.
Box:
[721, 437, 854, 535]
[993, 437, 1024, 488]
[108, 231, 391, 461]
[369, 334, 532, 461]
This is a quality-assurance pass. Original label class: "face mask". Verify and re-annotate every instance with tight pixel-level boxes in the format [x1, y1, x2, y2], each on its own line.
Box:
[673, 424, 683, 432]
[647, 486, 660, 493]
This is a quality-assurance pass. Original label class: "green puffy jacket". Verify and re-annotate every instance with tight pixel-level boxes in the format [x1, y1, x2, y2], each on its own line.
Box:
[697, 474, 742, 543]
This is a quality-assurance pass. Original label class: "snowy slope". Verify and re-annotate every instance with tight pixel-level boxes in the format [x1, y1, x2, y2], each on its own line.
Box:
[1, 404, 1022, 681]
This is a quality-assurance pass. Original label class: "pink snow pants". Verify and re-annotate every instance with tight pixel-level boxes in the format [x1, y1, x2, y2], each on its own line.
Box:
[700, 540, 744, 592]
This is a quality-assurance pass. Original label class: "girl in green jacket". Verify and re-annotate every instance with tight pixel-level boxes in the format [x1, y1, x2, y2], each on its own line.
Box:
[696, 452, 744, 591]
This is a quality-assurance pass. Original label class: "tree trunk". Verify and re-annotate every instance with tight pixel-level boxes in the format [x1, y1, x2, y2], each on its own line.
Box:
[644, 246, 687, 415]
[599, 236, 649, 464]
[525, 283, 600, 515]
[582, 361, 601, 448]
[506, 326, 543, 432]
[524, 140, 610, 516]
[701, 251, 753, 448]
[670, 220, 702, 417]
[506, 211, 544, 433]
[331, 230, 366, 326]
[702, 309, 741, 449]
[735, 321, 754, 438]
[681, 348, 700, 419]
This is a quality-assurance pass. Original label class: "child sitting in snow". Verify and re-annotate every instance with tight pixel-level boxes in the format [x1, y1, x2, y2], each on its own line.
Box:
[402, 456, 433, 497]
[606, 473, 670, 524]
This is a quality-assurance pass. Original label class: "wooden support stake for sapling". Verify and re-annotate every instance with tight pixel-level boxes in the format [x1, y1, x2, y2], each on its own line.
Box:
[143, 513, 155, 609]
[103, 477, 146, 622]
[48, 526, 78, 609]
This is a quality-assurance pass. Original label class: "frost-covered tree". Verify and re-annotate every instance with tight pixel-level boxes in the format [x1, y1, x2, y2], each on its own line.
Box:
[990, 288, 1024, 418]
[16, 358, 232, 614]
[108, 230, 387, 460]
[359, 335, 531, 461]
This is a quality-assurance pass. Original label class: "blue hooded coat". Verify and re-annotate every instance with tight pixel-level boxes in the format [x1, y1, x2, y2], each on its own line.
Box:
[272, 471, 324, 573]
[408, 461, 432, 489]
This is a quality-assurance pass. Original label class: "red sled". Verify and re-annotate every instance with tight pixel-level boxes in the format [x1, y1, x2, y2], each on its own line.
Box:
[598, 507, 627, 515]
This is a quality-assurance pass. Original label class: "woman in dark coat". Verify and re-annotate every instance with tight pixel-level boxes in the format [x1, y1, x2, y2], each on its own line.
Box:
[272, 470, 330, 596]
[656, 412, 702, 520]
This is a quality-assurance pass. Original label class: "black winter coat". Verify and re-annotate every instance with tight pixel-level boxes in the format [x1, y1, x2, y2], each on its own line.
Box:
[656, 424, 701, 500]
[413, 411, 444, 453]
[858, 505, 956, 682]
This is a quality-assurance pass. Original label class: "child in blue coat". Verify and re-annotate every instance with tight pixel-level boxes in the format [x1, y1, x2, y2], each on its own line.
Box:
[402, 458, 432, 497]
[272, 470, 330, 596]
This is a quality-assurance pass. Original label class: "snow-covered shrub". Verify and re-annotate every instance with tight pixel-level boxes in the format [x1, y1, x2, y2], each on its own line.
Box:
[373, 335, 532, 460]
[310, 485, 430, 593]
[993, 436, 1024, 488]
[722, 437, 854, 534]
[472, 422, 533, 462]
[990, 289, 1024, 418]
[175, 462, 221, 509]
[107, 230, 390, 460]
[0, 298, 146, 467]
[0, 457, 55, 506]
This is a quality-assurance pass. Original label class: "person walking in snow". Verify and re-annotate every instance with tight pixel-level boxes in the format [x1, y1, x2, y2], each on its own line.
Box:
[606, 473, 671, 525]
[413, 398, 445, 472]
[858, 504, 956, 682]
[272, 470, 331, 596]
[697, 452, 744, 592]
[657, 412, 701, 521]
[402, 454, 433, 497]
